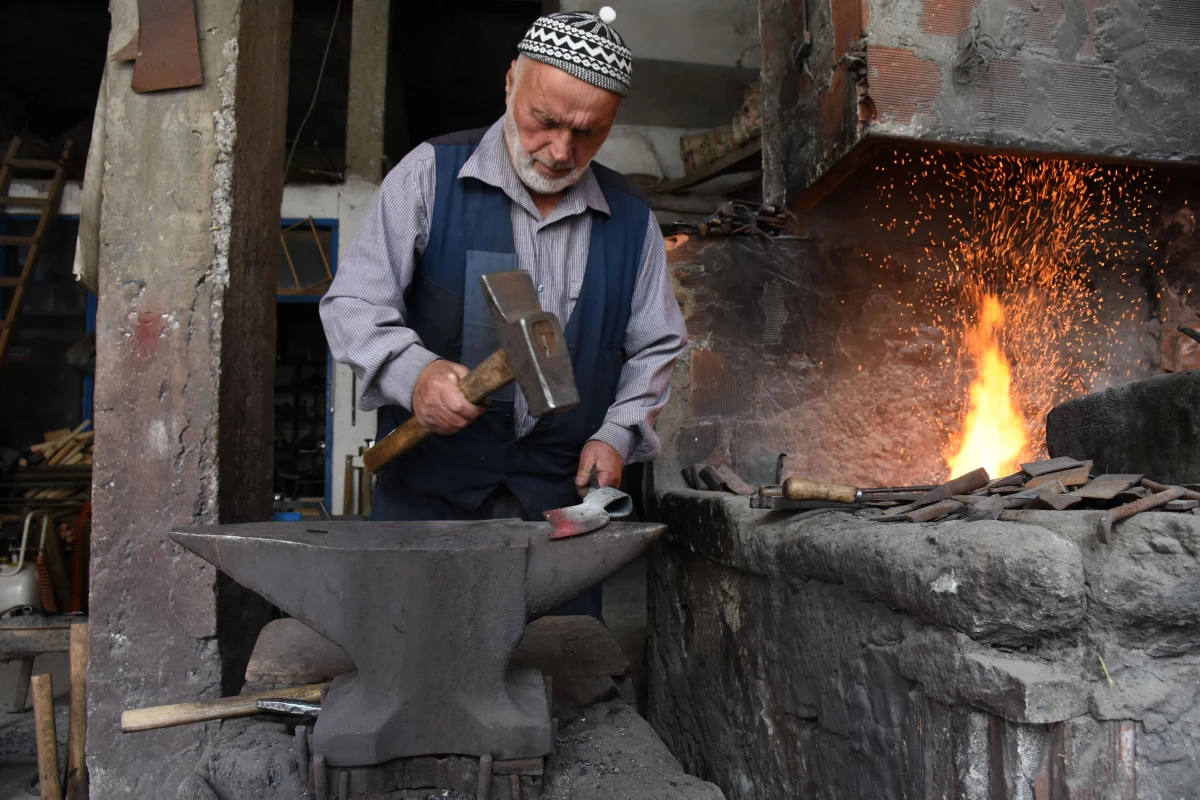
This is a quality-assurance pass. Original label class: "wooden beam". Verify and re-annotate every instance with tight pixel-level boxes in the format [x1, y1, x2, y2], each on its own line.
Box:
[645, 138, 763, 195]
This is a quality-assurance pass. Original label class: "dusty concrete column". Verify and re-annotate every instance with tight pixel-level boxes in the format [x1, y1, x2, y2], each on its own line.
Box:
[345, 0, 390, 181]
[87, 0, 292, 795]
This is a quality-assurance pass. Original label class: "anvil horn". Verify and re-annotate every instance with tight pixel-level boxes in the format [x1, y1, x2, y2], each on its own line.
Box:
[525, 525, 663, 619]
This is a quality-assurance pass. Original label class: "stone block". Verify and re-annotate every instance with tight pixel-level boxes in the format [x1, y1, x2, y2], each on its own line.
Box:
[897, 624, 968, 707]
[785, 517, 1087, 645]
[1047, 370, 1200, 484]
[958, 653, 1087, 725]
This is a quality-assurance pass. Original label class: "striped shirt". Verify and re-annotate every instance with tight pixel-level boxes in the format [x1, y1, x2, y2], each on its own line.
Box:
[319, 118, 687, 463]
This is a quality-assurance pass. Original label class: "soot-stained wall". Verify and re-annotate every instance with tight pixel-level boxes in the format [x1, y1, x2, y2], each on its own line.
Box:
[760, 0, 1200, 205]
[655, 150, 1196, 493]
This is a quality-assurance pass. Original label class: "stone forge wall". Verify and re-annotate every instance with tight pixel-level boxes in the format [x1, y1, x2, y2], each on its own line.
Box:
[647, 492, 1200, 800]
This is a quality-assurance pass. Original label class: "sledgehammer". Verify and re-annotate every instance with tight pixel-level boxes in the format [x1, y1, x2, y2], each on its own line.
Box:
[363, 271, 580, 473]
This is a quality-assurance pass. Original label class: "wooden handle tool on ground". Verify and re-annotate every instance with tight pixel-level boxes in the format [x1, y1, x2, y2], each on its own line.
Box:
[364, 351, 513, 473]
[121, 683, 327, 733]
[32, 673, 60, 800]
[65, 623, 88, 800]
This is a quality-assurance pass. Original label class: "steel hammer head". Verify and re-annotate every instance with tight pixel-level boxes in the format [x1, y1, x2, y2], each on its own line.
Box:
[480, 271, 580, 417]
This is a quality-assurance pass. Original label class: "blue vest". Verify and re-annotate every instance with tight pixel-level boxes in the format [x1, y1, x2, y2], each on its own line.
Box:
[374, 129, 650, 517]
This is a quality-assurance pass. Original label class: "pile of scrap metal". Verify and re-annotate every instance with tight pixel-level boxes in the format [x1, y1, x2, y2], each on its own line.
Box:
[662, 200, 794, 238]
[749, 453, 1200, 546]
[869, 458, 1200, 544]
[681, 449, 757, 496]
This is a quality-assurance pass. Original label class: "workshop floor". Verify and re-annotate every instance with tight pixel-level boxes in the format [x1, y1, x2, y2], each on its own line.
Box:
[0, 763, 35, 798]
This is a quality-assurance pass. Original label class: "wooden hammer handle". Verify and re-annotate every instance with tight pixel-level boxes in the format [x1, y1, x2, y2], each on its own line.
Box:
[783, 477, 859, 504]
[363, 350, 514, 473]
[121, 683, 328, 733]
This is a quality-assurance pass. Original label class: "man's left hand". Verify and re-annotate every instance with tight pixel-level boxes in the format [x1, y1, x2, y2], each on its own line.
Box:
[575, 441, 623, 497]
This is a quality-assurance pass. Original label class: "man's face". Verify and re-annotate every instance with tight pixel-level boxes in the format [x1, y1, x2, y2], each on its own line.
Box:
[504, 57, 622, 195]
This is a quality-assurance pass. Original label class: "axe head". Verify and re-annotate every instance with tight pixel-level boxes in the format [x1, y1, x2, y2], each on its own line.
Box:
[480, 271, 581, 417]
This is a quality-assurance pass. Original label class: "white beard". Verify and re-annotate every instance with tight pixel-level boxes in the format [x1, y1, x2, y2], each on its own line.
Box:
[504, 107, 588, 195]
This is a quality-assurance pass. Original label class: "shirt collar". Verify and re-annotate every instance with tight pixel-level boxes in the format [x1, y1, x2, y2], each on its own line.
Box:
[458, 117, 611, 221]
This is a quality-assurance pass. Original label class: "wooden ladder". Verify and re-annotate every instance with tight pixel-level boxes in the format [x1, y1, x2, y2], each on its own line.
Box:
[0, 136, 72, 364]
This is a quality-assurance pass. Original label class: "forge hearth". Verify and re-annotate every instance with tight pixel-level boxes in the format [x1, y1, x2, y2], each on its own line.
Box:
[649, 492, 1200, 800]
[170, 519, 662, 770]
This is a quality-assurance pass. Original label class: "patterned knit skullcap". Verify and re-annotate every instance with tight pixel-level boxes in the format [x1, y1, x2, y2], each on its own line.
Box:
[517, 7, 632, 97]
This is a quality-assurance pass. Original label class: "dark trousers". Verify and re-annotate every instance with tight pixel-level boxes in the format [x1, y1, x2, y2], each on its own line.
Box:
[371, 482, 603, 621]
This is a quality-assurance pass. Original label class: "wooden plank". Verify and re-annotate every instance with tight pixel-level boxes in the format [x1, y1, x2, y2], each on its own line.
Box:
[0, 196, 49, 206]
[0, 626, 72, 659]
[1073, 474, 1143, 500]
[4, 159, 61, 172]
[1022, 457, 1086, 477]
[33, 673, 61, 799]
[6, 657, 33, 713]
[0, 143, 68, 364]
[1026, 463, 1092, 490]
[645, 138, 763, 194]
[0, 138, 20, 197]
[65, 623, 89, 800]
[0, 235, 35, 246]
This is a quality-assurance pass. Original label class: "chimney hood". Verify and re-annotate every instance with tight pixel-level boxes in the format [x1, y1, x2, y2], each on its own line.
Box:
[759, 0, 1200, 206]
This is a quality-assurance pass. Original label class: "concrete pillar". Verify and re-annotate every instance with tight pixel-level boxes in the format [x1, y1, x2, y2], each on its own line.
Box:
[87, 0, 292, 795]
[345, 0, 390, 182]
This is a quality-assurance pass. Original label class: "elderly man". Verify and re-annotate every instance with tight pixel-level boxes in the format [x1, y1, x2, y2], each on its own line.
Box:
[320, 8, 685, 614]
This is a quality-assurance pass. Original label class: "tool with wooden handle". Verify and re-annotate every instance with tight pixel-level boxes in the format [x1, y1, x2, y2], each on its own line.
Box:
[364, 271, 579, 473]
[32, 673, 60, 800]
[65, 623, 88, 800]
[121, 683, 327, 733]
[758, 478, 938, 505]
[779, 477, 861, 504]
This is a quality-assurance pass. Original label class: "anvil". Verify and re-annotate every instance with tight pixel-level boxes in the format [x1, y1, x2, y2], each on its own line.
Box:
[169, 519, 663, 767]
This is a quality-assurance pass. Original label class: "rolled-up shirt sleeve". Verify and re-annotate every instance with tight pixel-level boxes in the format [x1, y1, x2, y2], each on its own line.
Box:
[589, 216, 688, 463]
[319, 144, 440, 412]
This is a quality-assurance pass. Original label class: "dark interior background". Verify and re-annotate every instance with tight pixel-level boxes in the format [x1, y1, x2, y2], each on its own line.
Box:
[386, 0, 541, 160]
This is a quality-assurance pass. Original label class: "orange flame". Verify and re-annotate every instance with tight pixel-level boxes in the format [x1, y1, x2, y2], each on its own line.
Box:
[871, 152, 1160, 483]
[946, 296, 1028, 479]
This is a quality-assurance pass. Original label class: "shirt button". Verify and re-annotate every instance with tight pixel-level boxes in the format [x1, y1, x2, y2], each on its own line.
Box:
[537, 284, 544, 292]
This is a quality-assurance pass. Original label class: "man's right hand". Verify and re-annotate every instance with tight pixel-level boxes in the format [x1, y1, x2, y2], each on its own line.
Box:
[412, 360, 487, 435]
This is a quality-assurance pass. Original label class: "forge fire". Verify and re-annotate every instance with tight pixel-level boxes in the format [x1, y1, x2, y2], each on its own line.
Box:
[875, 153, 1162, 480]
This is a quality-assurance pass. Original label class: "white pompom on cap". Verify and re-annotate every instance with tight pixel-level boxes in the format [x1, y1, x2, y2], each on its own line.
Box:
[598, 6, 617, 24]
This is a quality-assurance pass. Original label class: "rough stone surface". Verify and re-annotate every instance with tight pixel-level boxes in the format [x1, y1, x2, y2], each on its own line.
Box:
[649, 493, 1200, 799]
[174, 701, 725, 800]
[88, 0, 292, 795]
[658, 492, 1087, 645]
[179, 719, 308, 800]
[1047, 370, 1200, 484]
[543, 700, 726, 800]
[957, 653, 1088, 725]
